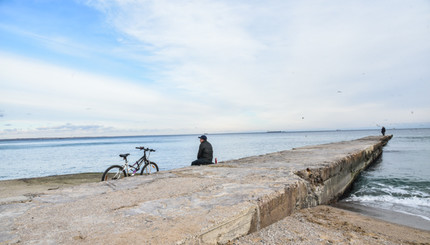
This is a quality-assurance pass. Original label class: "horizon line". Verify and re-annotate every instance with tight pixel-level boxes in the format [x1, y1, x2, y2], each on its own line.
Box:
[1, 127, 427, 142]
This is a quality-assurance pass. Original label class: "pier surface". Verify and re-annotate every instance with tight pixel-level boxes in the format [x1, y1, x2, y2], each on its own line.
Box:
[1, 136, 394, 244]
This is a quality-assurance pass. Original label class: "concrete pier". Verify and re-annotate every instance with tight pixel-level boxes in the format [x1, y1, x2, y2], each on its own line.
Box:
[0, 136, 392, 244]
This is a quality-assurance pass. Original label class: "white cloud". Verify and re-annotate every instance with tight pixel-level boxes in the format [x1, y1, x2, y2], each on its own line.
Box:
[0, 53, 266, 138]
[0, 53, 188, 137]
[0, 54, 157, 114]
[85, 0, 430, 125]
[1, 0, 430, 138]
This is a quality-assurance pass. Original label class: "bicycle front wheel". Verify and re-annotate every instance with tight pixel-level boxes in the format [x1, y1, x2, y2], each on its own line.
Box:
[141, 162, 159, 175]
[101, 165, 126, 181]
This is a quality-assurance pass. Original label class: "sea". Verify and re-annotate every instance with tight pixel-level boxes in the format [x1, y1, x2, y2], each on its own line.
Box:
[1, 128, 429, 230]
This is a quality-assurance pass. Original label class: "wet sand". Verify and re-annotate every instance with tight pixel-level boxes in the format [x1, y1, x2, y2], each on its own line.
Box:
[1, 173, 429, 244]
[334, 201, 430, 232]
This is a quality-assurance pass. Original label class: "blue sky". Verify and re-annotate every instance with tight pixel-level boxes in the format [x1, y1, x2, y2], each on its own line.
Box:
[1, 0, 429, 139]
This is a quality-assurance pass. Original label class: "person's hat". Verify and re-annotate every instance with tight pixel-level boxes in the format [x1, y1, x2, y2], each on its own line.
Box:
[198, 135, 207, 140]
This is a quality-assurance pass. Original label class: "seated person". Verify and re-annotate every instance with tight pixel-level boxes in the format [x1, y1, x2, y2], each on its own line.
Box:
[191, 135, 213, 166]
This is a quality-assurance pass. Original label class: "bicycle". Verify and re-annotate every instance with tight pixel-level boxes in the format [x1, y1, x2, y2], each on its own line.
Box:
[101, 146, 159, 181]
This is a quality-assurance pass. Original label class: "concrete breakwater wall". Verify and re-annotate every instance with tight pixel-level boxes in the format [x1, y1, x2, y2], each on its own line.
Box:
[0, 135, 392, 244]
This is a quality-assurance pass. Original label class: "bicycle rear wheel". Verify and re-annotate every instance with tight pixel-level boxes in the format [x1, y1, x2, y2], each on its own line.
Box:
[101, 165, 126, 181]
[141, 161, 159, 175]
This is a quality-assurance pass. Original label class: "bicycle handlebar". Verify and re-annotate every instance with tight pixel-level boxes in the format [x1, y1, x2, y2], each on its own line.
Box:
[136, 146, 156, 152]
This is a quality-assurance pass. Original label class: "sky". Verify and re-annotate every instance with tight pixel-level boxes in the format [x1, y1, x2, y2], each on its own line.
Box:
[1, 0, 429, 139]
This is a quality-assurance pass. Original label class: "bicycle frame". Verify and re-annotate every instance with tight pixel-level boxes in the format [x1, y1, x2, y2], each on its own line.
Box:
[101, 146, 158, 181]
[121, 149, 152, 176]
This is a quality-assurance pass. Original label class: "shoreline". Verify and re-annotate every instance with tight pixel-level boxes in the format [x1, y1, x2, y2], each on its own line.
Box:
[334, 201, 430, 232]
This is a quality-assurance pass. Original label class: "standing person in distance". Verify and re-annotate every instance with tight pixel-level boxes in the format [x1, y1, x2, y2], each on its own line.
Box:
[191, 135, 214, 166]
[381, 126, 386, 136]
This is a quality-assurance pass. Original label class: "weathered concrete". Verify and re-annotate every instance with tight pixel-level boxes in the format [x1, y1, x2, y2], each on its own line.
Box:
[0, 135, 392, 244]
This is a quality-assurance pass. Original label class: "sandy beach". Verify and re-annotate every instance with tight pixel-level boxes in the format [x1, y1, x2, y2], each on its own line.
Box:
[233, 205, 430, 245]
[1, 173, 429, 244]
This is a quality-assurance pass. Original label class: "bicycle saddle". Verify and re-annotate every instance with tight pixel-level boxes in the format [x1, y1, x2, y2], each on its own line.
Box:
[119, 153, 130, 158]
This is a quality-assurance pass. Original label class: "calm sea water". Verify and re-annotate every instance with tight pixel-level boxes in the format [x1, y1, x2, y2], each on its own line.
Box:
[0, 129, 379, 180]
[1, 129, 429, 226]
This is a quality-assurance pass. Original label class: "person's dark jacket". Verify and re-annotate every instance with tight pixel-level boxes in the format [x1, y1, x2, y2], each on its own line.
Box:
[197, 140, 213, 162]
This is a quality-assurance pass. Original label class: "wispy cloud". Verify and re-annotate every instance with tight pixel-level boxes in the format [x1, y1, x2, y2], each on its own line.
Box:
[36, 123, 108, 131]
[0, 53, 255, 137]
[1, 53, 161, 120]
[1, 123, 114, 138]
[1, 0, 429, 138]
[85, 0, 430, 126]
